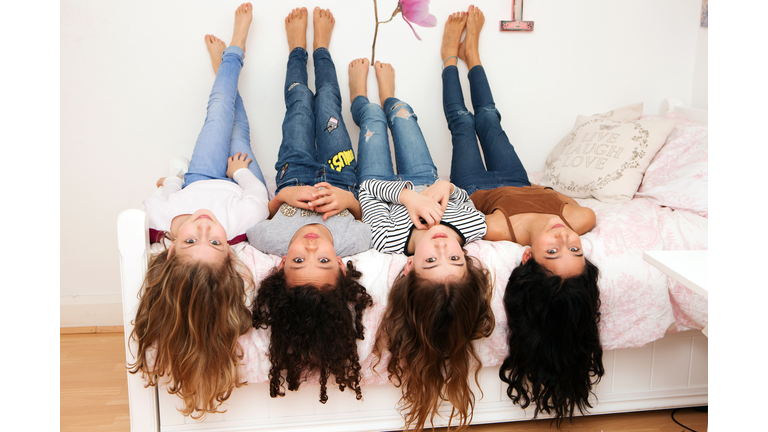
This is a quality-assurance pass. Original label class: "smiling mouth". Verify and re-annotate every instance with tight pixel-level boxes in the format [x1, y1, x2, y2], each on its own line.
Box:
[551, 224, 564, 230]
[304, 233, 319, 239]
[432, 233, 448, 239]
[195, 215, 212, 221]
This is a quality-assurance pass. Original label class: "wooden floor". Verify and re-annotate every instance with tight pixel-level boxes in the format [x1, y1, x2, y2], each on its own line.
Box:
[61, 331, 707, 432]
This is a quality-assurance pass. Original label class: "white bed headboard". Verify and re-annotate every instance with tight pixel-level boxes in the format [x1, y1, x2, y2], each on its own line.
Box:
[660, 97, 708, 125]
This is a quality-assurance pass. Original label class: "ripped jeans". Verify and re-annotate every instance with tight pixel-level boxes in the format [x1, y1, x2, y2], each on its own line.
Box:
[274, 47, 358, 195]
[443, 65, 530, 196]
[351, 96, 439, 186]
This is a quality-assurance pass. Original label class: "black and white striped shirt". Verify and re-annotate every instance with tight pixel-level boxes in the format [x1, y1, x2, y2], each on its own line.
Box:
[359, 179, 487, 255]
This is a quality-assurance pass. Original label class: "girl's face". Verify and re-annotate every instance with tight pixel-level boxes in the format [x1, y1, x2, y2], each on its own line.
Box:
[170, 209, 230, 264]
[405, 225, 467, 282]
[526, 216, 585, 277]
[280, 224, 346, 288]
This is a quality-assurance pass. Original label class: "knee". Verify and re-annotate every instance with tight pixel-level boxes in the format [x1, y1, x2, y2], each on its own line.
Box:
[388, 102, 417, 122]
[475, 105, 502, 124]
[285, 82, 313, 99]
[447, 109, 474, 129]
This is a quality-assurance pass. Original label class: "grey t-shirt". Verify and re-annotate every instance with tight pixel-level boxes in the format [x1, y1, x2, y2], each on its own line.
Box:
[246, 203, 372, 257]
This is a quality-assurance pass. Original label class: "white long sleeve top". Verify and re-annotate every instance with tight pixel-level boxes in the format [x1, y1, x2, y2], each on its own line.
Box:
[143, 169, 270, 241]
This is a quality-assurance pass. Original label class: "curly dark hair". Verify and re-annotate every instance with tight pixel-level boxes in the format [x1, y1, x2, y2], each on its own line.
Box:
[499, 257, 603, 427]
[252, 260, 373, 404]
[128, 247, 253, 420]
[373, 254, 494, 432]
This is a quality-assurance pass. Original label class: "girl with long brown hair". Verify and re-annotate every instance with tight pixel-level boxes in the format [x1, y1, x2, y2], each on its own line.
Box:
[129, 3, 265, 419]
[347, 53, 494, 430]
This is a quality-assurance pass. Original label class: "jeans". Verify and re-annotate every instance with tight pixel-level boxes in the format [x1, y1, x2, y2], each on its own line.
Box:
[184, 46, 266, 188]
[443, 65, 530, 196]
[351, 96, 438, 186]
[274, 47, 358, 195]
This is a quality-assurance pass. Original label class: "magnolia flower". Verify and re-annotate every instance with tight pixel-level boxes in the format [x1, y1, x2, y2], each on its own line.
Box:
[398, 0, 437, 41]
[371, 0, 436, 63]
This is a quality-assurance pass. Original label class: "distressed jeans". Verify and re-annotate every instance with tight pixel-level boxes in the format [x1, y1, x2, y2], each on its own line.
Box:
[443, 65, 530, 196]
[351, 96, 439, 187]
[184, 46, 266, 188]
[274, 47, 358, 195]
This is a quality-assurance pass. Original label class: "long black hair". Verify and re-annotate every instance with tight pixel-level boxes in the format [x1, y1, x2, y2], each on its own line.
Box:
[499, 257, 603, 427]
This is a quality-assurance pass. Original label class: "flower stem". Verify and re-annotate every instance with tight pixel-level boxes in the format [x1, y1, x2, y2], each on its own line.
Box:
[372, 0, 379, 64]
[372, 1, 402, 64]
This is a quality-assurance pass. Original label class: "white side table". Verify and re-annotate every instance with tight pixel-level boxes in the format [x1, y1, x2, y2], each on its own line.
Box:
[643, 250, 708, 337]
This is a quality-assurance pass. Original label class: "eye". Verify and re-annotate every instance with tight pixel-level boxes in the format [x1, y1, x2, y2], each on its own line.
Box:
[547, 248, 557, 254]
[185, 239, 196, 244]
[319, 258, 330, 263]
[292, 258, 304, 263]
[211, 240, 221, 246]
[450, 256, 460, 261]
[426, 257, 436, 263]
[570, 247, 580, 252]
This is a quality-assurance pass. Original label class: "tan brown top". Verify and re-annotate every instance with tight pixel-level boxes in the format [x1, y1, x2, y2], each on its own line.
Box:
[470, 186, 573, 242]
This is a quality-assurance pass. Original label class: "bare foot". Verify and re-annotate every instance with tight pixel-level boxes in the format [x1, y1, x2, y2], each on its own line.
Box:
[285, 7, 308, 51]
[348, 58, 370, 103]
[464, 5, 485, 69]
[230, 3, 253, 53]
[313, 7, 335, 51]
[374, 61, 395, 106]
[441, 12, 466, 68]
[205, 35, 227, 74]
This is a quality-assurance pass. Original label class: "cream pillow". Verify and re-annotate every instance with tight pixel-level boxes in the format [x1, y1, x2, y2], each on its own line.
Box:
[539, 103, 677, 203]
[544, 103, 644, 168]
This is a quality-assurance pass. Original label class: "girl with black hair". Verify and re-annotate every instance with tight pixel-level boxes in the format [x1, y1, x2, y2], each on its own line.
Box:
[440, 6, 603, 426]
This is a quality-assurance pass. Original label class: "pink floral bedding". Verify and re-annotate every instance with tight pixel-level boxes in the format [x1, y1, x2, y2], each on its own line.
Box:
[215, 111, 708, 385]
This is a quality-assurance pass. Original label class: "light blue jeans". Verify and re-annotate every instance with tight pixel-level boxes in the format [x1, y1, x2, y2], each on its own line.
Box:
[351, 96, 439, 186]
[184, 46, 266, 188]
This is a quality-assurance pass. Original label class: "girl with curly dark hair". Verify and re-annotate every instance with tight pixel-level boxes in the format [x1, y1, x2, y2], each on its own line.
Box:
[246, 7, 373, 405]
[441, 6, 603, 426]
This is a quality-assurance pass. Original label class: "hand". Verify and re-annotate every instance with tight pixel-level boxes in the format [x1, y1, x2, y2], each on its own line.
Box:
[400, 188, 444, 230]
[226, 152, 253, 179]
[308, 182, 354, 220]
[156, 177, 166, 188]
[420, 180, 453, 214]
[276, 185, 321, 210]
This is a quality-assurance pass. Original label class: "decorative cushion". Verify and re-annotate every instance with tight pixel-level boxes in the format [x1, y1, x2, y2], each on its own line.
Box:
[539, 103, 677, 203]
[635, 112, 708, 217]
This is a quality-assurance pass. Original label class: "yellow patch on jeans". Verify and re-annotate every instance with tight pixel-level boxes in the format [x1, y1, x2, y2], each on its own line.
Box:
[328, 149, 355, 172]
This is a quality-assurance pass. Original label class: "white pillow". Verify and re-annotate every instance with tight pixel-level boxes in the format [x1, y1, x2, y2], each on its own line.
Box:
[635, 112, 708, 217]
[539, 103, 677, 203]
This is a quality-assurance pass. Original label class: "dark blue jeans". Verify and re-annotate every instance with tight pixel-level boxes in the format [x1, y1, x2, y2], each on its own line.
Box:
[184, 46, 267, 188]
[443, 65, 530, 196]
[274, 47, 358, 195]
[351, 96, 439, 186]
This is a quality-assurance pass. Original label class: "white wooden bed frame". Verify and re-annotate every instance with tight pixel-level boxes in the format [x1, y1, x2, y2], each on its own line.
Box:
[118, 99, 707, 431]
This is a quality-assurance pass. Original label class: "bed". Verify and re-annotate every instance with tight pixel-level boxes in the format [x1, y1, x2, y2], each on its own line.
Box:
[118, 98, 708, 431]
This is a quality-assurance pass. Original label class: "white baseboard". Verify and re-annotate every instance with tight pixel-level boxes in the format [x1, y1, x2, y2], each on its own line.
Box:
[60, 294, 124, 327]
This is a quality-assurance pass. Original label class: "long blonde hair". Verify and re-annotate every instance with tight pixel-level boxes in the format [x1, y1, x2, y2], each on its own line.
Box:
[374, 254, 494, 431]
[128, 246, 253, 419]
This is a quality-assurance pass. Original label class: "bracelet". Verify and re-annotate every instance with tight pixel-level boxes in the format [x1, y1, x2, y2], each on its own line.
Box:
[442, 56, 458, 70]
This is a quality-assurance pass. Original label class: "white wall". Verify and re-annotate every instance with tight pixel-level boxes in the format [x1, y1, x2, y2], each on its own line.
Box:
[61, 0, 705, 326]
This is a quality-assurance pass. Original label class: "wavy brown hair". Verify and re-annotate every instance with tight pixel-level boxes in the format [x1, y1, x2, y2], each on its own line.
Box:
[499, 258, 603, 427]
[373, 254, 494, 431]
[252, 260, 373, 404]
[128, 246, 253, 420]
